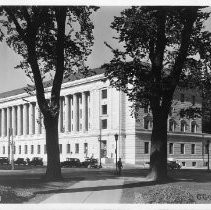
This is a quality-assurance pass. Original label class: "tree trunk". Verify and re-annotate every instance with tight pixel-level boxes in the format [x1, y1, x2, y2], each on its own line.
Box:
[147, 110, 168, 181]
[43, 115, 62, 180]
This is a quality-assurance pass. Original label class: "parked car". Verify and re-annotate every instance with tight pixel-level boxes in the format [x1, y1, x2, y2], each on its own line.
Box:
[60, 158, 81, 168]
[28, 157, 43, 166]
[167, 160, 181, 170]
[0, 157, 9, 165]
[14, 158, 26, 165]
[81, 158, 100, 168]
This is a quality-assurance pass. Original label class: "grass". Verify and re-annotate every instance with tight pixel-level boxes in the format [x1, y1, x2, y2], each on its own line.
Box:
[121, 169, 211, 204]
[0, 166, 83, 203]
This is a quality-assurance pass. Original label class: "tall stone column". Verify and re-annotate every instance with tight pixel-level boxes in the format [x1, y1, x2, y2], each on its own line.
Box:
[17, 105, 22, 136]
[70, 97, 73, 132]
[87, 92, 90, 130]
[73, 94, 78, 132]
[65, 95, 70, 132]
[23, 104, 28, 135]
[1, 108, 6, 137]
[41, 112, 45, 134]
[12, 106, 16, 136]
[29, 103, 33, 135]
[35, 103, 40, 134]
[7, 107, 11, 137]
[0, 109, 1, 137]
[82, 92, 86, 132]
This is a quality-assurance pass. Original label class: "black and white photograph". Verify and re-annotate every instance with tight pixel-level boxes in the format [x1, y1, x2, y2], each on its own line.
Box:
[0, 0, 211, 208]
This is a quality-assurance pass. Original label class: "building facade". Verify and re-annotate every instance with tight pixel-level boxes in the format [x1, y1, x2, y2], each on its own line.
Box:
[0, 69, 210, 168]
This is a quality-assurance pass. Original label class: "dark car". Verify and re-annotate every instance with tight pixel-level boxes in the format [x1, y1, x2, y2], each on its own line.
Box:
[29, 157, 43, 166]
[60, 158, 81, 168]
[14, 158, 26, 165]
[81, 158, 100, 168]
[167, 161, 181, 170]
[0, 157, 9, 165]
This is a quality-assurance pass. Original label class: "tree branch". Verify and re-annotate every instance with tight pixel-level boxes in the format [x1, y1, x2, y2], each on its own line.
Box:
[170, 8, 199, 90]
[3, 7, 26, 41]
[51, 7, 67, 107]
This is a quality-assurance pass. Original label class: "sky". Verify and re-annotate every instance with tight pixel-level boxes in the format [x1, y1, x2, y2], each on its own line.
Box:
[0, 5, 211, 93]
[0, 6, 127, 94]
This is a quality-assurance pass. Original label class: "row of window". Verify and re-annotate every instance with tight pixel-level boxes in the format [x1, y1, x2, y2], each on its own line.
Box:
[143, 94, 196, 115]
[144, 118, 198, 133]
[144, 142, 209, 155]
[1, 143, 89, 155]
[101, 89, 108, 130]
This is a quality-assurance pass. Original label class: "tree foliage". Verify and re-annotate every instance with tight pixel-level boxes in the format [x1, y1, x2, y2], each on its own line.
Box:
[103, 6, 210, 181]
[0, 6, 98, 115]
[0, 6, 98, 180]
[103, 6, 210, 112]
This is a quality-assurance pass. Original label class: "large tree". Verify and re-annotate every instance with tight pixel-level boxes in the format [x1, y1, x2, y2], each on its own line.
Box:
[103, 6, 210, 181]
[0, 6, 98, 180]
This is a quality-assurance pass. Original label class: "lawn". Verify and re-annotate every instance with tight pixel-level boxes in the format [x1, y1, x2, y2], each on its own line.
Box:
[0, 166, 83, 203]
[121, 169, 211, 204]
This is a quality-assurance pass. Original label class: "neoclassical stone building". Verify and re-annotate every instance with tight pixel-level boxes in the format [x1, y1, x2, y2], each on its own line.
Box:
[0, 68, 210, 168]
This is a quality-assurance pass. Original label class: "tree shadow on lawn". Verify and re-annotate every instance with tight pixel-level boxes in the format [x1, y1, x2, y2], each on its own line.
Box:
[0, 174, 83, 192]
[34, 179, 159, 196]
[168, 169, 211, 183]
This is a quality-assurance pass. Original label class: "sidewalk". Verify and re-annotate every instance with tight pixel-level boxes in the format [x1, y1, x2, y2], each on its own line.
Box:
[41, 177, 124, 203]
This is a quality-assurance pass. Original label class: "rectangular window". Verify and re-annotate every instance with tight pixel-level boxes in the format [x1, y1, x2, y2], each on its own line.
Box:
[101, 119, 107, 129]
[80, 123, 82, 130]
[182, 162, 186, 166]
[25, 145, 28, 154]
[59, 144, 62, 154]
[13, 146, 16, 154]
[19, 145, 21, 154]
[84, 143, 88, 154]
[192, 162, 196, 167]
[191, 144, 195, 154]
[102, 105, 107, 115]
[101, 89, 107, 99]
[180, 144, 185, 154]
[31, 145, 34, 154]
[192, 95, 195, 105]
[72, 111, 73, 119]
[169, 143, 173, 154]
[205, 144, 209, 154]
[37, 145, 41, 154]
[3, 146, 5, 154]
[75, 143, 79, 154]
[66, 144, 70, 154]
[44, 145, 47, 154]
[80, 109, 82, 119]
[144, 142, 149, 154]
[180, 93, 185, 102]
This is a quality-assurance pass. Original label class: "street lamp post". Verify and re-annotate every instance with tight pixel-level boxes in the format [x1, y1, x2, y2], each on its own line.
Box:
[114, 133, 118, 173]
[98, 135, 102, 168]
